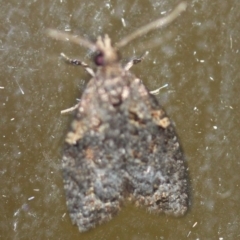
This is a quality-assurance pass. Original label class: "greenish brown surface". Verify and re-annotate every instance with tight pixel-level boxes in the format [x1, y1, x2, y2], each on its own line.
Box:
[0, 0, 239, 239]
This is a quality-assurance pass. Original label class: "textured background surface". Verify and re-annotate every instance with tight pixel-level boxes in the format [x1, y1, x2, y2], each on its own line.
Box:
[0, 0, 239, 239]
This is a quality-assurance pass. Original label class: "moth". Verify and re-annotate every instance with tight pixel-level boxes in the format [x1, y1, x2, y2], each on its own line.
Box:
[48, 2, 189, 232]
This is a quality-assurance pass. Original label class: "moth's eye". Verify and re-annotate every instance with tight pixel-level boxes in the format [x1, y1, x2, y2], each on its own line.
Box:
[94, 52, 104, 66]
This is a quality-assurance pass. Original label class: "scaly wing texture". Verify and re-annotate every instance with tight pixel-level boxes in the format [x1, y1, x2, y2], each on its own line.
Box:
[62, 68, 188, 232]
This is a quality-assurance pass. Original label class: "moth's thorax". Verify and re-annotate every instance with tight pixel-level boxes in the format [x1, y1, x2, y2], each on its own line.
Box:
[92, 64, 131, 108]
[96, 63, 124, 80]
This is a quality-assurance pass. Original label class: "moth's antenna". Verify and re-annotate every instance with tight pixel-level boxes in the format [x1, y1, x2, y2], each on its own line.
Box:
[116, 2, 187, 49]
[138, 31, 176, 51]
[46, 29, 97, 51]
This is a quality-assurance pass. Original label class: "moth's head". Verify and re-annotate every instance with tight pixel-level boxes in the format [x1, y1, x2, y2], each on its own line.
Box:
[47, 2, 187, 67]
[94, 35, 120, 66]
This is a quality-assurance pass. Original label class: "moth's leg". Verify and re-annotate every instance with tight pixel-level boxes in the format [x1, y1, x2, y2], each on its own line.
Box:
[150, 83, 168, 95]
[124, 51, 149, 71]
[61, 53, 95, 77]
[61, 103, 79, 114]
[60, 52, 95, 114]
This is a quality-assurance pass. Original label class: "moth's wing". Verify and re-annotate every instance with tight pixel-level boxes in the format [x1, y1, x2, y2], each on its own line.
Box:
[62, 72, 189, 232]
[62, 151, 123, 232]
[126, 79, 189, 216]
[62, 79, 124, 232]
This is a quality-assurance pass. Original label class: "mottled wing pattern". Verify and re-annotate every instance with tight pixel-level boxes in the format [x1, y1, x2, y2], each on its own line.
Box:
[62, 67, 188, 232]
[125, 78, 188, 216]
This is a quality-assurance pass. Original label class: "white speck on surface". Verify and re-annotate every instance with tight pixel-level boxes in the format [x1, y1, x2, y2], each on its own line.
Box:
[11, 118, 15, 121]
[62, 213, 66, 218]
[121, 18, 126, 27]
[15, 80, 24, 94]
[209, 76, 214, 81]
[28, 212, 37, 218]
[192, 21, 201, 26]
[187, 231, 191, 237]
[200, 59, 205, 63]
[213, 126, 217, 129]
[33, 189, 40, 192]
[93, 11, 100, 20]
[28, 196, 35, 201]
[0, 86, 4, 89]
[160, 11, 166, 14]
[13, 209, 20, 217]
[13, 221, 18, 231]
[192, 222, 198, 227]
